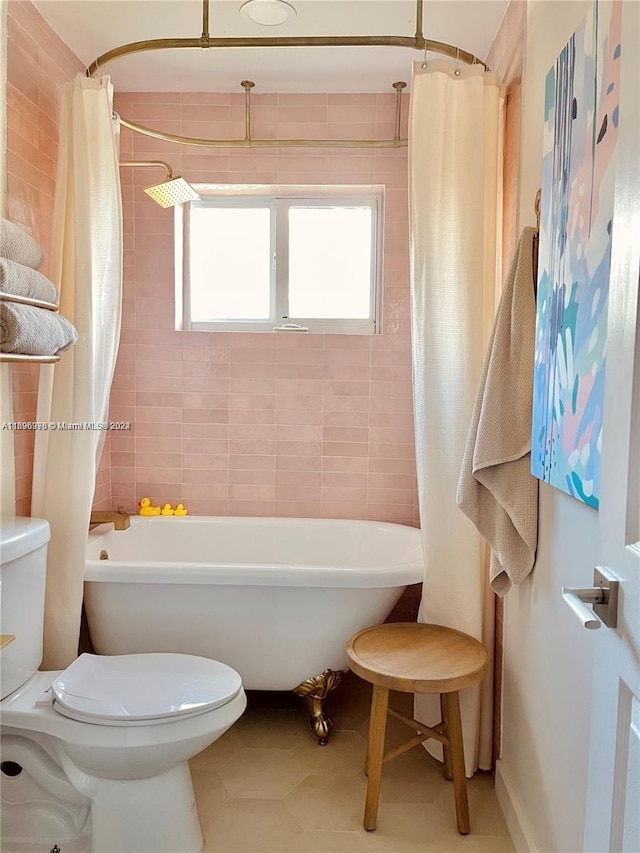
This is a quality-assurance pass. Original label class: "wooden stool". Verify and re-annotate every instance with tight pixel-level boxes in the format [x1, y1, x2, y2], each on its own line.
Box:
[346, 622, 487, 834]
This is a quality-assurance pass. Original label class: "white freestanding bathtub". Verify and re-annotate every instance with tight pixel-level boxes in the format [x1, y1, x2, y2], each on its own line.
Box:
[85, 516, 423, 688]
[85, 516, 423, 743]
[85, 516, 423, 690]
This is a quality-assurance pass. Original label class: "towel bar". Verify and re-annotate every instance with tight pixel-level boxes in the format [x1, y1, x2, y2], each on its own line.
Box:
[0, 353, 60, 363]
[0, 291, 59, 312]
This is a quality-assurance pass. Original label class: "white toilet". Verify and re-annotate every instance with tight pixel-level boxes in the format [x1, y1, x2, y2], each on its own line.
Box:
[0, 518, 247, 853]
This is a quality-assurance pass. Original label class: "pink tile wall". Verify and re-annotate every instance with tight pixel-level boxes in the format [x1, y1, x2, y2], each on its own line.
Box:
[111, 91, 418, 524]
[5, 0, 111, 514]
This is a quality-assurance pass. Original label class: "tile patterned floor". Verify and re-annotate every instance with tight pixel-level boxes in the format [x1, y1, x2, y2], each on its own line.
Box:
[191, 674, 514, 853]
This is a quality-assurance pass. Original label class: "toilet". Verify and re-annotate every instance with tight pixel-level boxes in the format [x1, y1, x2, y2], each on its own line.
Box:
[0, 518, 247, 853]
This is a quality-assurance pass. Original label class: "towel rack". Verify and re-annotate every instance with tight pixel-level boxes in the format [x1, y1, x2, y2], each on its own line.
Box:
[0, 353, 61, 363]
[0, 291, 59, 311]
[1, 291, 62, 363]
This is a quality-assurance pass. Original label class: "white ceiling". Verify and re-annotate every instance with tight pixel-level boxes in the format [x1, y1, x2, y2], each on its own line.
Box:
[33, 0, 509, 93]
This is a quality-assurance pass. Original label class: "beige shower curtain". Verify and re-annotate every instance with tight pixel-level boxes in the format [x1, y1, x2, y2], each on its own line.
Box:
[409, 60, 504, 775]
[32, 74, 122, 669]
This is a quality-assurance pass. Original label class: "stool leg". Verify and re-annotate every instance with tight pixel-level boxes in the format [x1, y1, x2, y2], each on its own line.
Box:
[440, 693, 453, 781]
[364, 684, 389, 831]
[443, 691, 470, 835]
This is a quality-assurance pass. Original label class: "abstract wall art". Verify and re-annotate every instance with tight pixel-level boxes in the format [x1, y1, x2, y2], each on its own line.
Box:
[531, 0, 621, 509]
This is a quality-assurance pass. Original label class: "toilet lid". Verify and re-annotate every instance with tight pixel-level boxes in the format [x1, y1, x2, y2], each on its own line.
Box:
[51, 653, 242, 725]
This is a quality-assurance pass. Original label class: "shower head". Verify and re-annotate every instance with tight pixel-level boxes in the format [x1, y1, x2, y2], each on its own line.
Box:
[144, 176, 200, 208]
[119, 160, 200, 208]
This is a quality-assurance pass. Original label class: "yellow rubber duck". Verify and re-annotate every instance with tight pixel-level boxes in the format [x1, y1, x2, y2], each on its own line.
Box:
[174, 504, 189, 517]
[161, 503, 175, 516]
[138, 497, 161, 517]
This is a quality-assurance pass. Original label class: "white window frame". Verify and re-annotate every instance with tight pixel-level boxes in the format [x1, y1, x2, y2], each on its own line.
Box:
[177, 185, 383, 334]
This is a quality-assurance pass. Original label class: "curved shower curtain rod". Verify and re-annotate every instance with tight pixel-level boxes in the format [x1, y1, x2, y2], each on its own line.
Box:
[87, 0, 488, 150]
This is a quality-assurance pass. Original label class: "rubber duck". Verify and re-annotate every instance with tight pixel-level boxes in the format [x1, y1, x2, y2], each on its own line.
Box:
[138, 497, 161, 517]
[174, 504, 189, 517]
[161, 503, 175, 516]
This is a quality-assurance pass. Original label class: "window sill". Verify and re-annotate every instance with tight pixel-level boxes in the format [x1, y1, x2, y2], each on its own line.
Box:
[186, 321, 377, 335]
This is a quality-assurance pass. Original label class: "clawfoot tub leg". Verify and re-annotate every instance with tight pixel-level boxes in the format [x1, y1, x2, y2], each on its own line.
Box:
[293, 669, 344, 746]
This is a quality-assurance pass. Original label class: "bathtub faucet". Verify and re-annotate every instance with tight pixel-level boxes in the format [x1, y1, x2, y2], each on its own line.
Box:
[89, 508, 130, 531]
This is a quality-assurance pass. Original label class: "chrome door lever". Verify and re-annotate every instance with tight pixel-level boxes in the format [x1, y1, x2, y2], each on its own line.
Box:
[562, 566, 619, 630]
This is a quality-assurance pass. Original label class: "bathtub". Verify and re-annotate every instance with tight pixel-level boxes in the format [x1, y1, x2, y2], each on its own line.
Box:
[85, 515, 423, 692]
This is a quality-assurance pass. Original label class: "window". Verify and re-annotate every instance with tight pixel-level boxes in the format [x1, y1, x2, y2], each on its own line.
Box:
[178, 186, 383, 334]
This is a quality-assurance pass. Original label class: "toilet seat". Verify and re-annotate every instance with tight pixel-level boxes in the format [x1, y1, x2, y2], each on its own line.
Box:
[51, 653, 242, 726]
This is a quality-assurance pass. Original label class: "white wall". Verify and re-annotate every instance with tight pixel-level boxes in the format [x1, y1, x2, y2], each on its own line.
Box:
[496, 2, 601, 851]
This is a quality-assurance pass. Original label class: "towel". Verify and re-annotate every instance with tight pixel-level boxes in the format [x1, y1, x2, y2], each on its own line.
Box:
[0, 218, 45, 270]
[1, 302, 78, 356]
[0, 258, 59, 305]
[457, 226, 539, 597]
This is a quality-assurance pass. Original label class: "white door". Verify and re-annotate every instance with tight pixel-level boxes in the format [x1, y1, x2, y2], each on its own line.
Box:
[583, 2, 640, 850]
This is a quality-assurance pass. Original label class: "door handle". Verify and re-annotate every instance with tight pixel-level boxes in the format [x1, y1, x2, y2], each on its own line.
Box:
[561, 566, 619, 630]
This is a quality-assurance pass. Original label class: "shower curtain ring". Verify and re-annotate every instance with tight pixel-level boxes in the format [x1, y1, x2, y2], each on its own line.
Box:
[455, 47, 461, 75]
[421, 45, 428, 69]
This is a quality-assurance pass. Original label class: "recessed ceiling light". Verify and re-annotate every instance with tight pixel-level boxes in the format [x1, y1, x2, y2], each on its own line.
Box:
[240, 0, 296, 27]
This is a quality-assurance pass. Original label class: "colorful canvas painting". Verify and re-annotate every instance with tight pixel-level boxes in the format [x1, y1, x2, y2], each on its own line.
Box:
[531, 0, 621, 509]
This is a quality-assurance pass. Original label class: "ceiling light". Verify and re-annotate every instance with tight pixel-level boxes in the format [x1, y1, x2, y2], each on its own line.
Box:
[239, 0, 296, 27]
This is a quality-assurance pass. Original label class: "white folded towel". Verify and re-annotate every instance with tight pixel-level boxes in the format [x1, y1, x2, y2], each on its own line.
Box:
[0, 258, 59, 304]
[0, 218, 45, 270]
[456, 226, 539, 597]
[1, 302, 78, 356]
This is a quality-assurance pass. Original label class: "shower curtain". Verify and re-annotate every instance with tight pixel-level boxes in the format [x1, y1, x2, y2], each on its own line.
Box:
[32, 74, 122, 669]
[409, 60, 504, 775]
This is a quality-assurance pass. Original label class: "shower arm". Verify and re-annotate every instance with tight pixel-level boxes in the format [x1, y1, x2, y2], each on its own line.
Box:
[89, 0, 487, 151]
[119, 160, 174, 180]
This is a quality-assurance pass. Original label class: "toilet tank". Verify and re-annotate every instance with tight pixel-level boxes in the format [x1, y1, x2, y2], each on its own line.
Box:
[0, 518, 50, 699]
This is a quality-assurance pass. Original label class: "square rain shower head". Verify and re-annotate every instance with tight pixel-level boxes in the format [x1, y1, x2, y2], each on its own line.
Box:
[144, 176, 200, 208]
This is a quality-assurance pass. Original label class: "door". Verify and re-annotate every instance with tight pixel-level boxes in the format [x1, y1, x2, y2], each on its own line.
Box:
[583, 2, 640, 850]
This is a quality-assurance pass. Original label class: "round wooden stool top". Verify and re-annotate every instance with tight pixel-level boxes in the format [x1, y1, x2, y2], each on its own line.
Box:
[346, 623, 487, 694]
